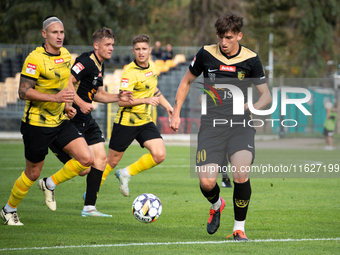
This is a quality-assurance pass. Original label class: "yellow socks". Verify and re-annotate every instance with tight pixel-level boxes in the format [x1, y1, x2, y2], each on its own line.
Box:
[100, 164, 114, 187]
[8, 171, 34, 209]
[127, 153, 158, 176]
[51, 158, 88, 185]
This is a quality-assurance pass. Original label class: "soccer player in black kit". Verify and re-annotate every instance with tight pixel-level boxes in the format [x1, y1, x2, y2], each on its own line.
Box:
[170, 13, 272, 240]
[42, 27, 132, 217]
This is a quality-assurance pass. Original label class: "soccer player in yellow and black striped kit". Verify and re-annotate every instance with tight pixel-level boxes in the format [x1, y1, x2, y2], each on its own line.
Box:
[1, 16, 94, 225]
[101, 34, 173, 196]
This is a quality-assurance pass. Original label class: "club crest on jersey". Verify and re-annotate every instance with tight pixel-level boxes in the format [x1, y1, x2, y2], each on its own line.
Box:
[98, 72, 102, 77]
[145, 71, 153, 77]
[121, 78, 129, 88]
[72, 63, 85, 74]
[26, 63, 37, 75]
[54, 58, 64, 64]
[238, 71, 246, 80]
[219, 65, 236, 72]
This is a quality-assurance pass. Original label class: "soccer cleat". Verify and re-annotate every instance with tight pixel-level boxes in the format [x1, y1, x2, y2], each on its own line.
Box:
[38, 178, 56, 211]
[1, 207, 24, 226]
[221, 178, 232, 188]
[207, 197, 225, 234]
[81, 210, 112, 217]
[227, 230, 249, 241]
[115, 169, 130, 197]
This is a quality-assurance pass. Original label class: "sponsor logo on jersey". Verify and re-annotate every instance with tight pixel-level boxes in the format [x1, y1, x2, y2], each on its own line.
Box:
[98, 72, 102, 77]
[219, 65, 236, 72]
[72, 62, 85, 74]
[191, 56, 196, 67]
[54, 58, 64, 64]
[121, 78, 129, 88]
[145, 71, 153, 77]
[26, 63, 37, 75]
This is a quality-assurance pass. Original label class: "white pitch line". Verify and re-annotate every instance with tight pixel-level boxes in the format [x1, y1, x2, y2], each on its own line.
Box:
[0, 238, 339, 252]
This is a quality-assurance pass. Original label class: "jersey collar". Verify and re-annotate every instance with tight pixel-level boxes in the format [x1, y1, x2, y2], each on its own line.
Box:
[42, 44, 61, 57]
[218, 43, 241, 59]
[134, 59, 150, 69]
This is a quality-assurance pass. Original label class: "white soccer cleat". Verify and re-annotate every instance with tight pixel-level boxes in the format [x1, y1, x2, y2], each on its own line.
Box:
[1, 207, 24, 226]
[115, 169, 130, 197]
[38, 178, 56, 211]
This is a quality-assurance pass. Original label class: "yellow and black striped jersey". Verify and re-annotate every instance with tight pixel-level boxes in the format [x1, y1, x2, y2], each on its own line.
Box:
[114, 60, 158, 126]
[21, 45, 71, 127]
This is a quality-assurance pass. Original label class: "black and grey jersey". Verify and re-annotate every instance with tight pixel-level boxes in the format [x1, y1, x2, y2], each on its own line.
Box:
[189, 43, 266, 124]
[70, 51, 104, 123]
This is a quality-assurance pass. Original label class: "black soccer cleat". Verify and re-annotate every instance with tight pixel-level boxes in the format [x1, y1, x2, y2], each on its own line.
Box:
[207, 197, 225, 234]
[221, 178, 232, 188]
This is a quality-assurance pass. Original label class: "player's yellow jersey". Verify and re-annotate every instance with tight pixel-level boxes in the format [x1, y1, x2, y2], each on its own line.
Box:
[21, 46, 71, 127]
[114, 60, 158, 126]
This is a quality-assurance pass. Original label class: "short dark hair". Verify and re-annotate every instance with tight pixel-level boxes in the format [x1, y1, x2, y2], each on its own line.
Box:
[92, 27, 115, 43]
[132, 34, 151, 46]
[215, 12, 243, 36]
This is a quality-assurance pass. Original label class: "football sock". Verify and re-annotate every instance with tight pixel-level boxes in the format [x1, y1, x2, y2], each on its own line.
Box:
[233, 220, 245, 232]
[211, 197, 222, 210]
[83, 205, 96, 211]
[100, 164, 114, 187]
[51, 158, 88, 186]
[4, 203, 16, 213]
[121, 167, 131, 177]
[85, 167, 103, 206]
[127, 153, 158, 176]
[200, 183, 220, 204]
[7, 171, 34, 209]
[233, 179, 251, 221]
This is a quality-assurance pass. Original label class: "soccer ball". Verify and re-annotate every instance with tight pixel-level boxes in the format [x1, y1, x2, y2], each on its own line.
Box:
[132, 193, 162, 223]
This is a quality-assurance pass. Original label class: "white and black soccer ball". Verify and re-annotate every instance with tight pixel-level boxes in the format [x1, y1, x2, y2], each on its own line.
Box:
[132, 193, 162, 223]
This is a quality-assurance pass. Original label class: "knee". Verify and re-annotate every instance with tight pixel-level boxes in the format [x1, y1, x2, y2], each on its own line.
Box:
[152, 151, 166, 164]
[25, 168, 41, 181]
[79, 154, 94, 168]
[107, 157, 119, 169]
[200, 179, 216, 191]
[233, 178, 248, 184]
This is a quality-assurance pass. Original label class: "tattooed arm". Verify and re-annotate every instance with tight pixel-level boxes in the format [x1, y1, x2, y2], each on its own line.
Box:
[18, 76, 75, 103]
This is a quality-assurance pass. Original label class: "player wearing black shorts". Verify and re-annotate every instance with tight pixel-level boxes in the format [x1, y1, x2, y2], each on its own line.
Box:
[1, 16, 94, 226]
[170, 12, 272, 240]
[44, 27, 132, 217]
[102, 34, 173, 197]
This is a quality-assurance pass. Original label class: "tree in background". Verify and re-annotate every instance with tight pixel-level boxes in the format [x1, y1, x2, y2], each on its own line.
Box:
[1, 0, 340, 77]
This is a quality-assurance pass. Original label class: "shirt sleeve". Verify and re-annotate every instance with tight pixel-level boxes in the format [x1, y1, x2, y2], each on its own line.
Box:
[188, 47, 205, 77]
[119, 68, 137, 92]
[71, 56, 92, 81]
[250, 55, 266, 85]
[21, 53, 40, 81]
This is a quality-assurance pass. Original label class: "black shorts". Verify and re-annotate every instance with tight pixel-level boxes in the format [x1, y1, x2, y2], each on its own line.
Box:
[323, 128, 334, 137]
[49, 118, 105, 164]
[196, 123, 255, 167]
[20, 120, 82, 163]
[109, 122, 162, 152]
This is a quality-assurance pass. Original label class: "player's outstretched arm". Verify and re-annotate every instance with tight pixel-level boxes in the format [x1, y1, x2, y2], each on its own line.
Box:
[93, 88, 133, 104]
[18, 76, 75, 103]
[154, 87, 173, 119]
[170, 70, 197, 132]
[118, 95, 159, 107]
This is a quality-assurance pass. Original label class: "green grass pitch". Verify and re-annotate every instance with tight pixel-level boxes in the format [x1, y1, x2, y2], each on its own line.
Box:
[0, 142, 339, 254]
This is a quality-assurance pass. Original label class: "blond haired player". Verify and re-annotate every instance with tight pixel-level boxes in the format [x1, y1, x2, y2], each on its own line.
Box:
[101, 34, 173, 196]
